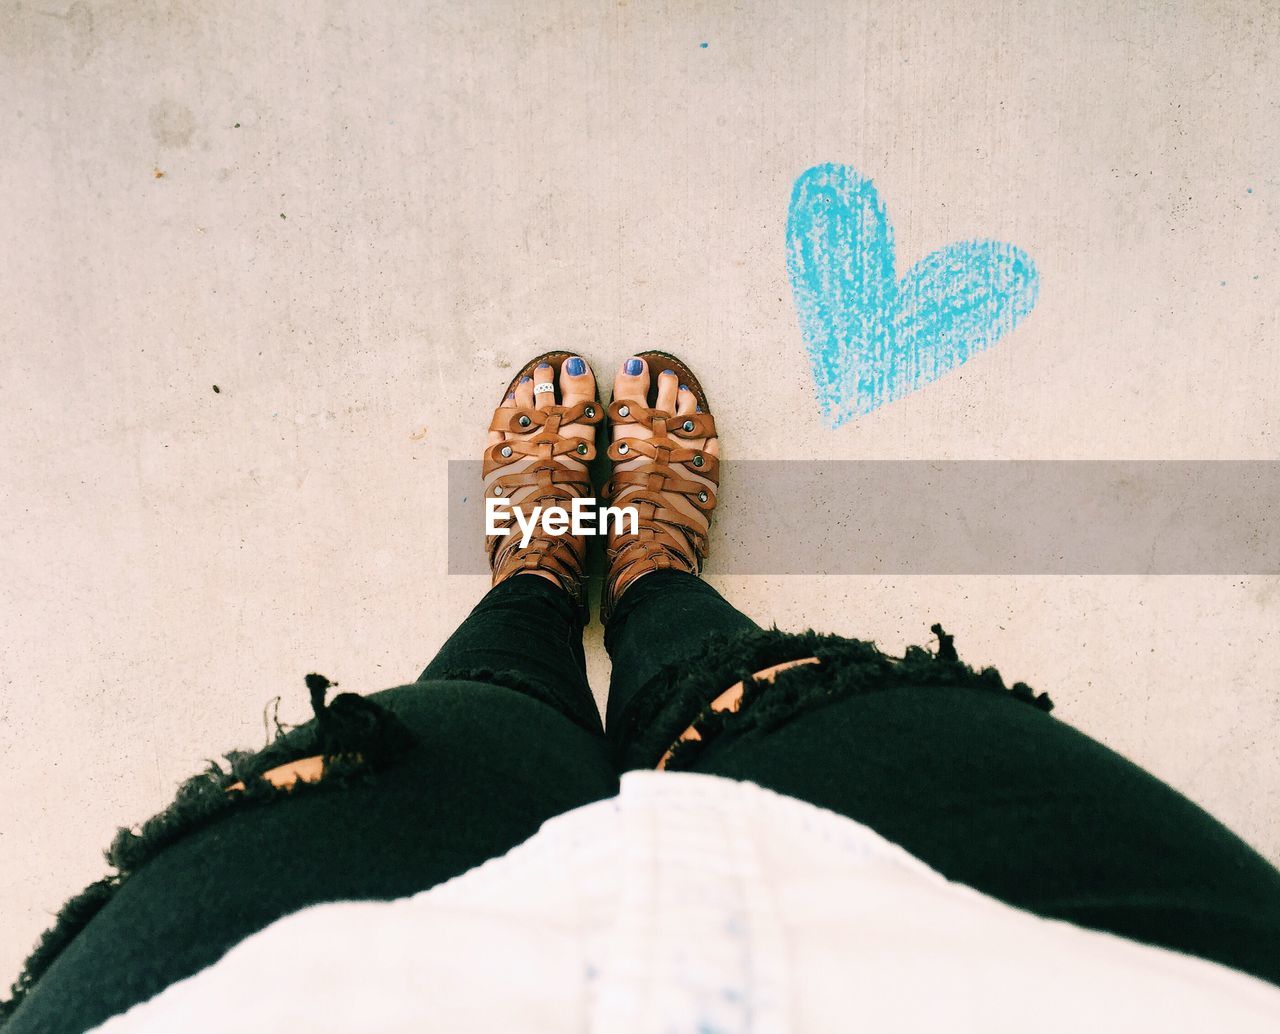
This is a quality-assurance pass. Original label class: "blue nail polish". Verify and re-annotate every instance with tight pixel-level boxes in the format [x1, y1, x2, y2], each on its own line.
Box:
[679, 384, 690, 392]
[506, 392, 516, 400]
[566, 357, 586, 376]
[696, 405, 703, 413]
[625, 358, 643, 375]
[537, 362, 551, 369]
[662, 368, 676, 377]
[520, 376, 532, 383]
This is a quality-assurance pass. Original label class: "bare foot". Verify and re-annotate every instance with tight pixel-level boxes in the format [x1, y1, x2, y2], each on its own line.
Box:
[485, 355, 599, 592]
[602, 355, 720, 612]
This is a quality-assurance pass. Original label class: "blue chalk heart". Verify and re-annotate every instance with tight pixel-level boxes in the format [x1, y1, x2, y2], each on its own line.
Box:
[786, 163, 1039, 427]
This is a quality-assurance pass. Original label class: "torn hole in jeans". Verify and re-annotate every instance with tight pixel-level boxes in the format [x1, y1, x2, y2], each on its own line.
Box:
[620, 624, 1053, 772]
[656, 657, 820, 770]
[0, 674, 415, 1024]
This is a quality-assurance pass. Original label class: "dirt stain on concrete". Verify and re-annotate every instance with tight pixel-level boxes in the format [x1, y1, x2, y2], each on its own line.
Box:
[149, 98, 195, 149]
[66, 1, 95, 66]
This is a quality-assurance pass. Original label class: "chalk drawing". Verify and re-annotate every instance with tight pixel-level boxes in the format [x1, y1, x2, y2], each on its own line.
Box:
[786, 163, 1039, 427]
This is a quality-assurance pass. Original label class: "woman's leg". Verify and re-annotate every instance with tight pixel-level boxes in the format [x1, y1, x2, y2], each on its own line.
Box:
[594, 353, 1280, 986]
[3, 576, 613, 1034]
[609, 615, 1280, 988]
[4, 354, 614, 1031]
[692, 683, 1280, 986]
[422, 573, 601, 733]
[604, 570, 758, 731]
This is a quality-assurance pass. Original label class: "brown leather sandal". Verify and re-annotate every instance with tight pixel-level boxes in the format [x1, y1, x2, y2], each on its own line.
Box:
[485, 351, 603, 617]
[601, 351, 719, 623]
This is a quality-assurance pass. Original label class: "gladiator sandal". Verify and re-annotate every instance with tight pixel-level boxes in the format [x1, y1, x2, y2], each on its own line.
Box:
[485, 351, 603, 618]
[601, 351, 719, 623]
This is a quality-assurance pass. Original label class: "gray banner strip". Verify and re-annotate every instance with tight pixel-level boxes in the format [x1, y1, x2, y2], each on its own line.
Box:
[448, 461, 1280, 575]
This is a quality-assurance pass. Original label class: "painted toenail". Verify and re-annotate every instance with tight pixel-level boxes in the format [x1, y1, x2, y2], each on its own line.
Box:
[625, 358, 643, 375]
[537, 363, 551, 369]
[662, 369, 675, 377]
[566, 357, 586, 376]
[679, 384, 689, 392]
[520, 376, 532, 383]
[507, 392, 516, 400]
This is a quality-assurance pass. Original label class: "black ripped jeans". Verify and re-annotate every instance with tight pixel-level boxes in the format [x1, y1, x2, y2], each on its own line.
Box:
[7, 573, 1280, 1032]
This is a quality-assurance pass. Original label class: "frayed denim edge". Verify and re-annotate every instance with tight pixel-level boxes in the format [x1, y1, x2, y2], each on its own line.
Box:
[616, 624, 1053, 772]
[0, 675, 416, 1026]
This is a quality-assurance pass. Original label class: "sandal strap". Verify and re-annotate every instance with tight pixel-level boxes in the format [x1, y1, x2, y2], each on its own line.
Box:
[601, 395, 719, 622]
[488, 398, 601, 436]
[606, 400, 716, 439]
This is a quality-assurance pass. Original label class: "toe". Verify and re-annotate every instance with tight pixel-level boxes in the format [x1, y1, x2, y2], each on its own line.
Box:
[695, 400, 719, 457]
[614, 355, 650, 408]
[560, 355, 595, 409]
[515, 374, 535, 409]
[654, 368, 679, 414]
[533, 362, 556, 409]
[488, 391, 516, 446]
[675, 383, 696, 416]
